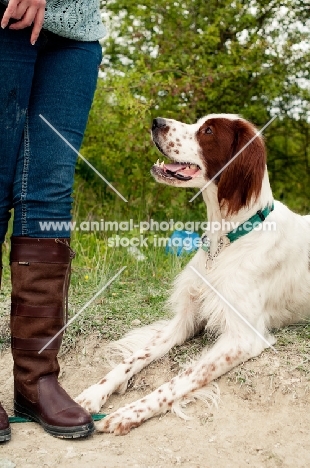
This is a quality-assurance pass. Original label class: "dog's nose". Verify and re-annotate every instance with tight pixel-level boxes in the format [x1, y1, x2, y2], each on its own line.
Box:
[152, 118, 167, 130]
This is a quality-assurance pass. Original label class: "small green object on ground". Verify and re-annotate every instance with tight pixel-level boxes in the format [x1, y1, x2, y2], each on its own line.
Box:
[8, 414, 106, 423]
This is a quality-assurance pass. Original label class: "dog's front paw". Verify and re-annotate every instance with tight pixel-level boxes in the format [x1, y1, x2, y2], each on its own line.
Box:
[75, 384, 108, 413]
[96, 407, 144, 435]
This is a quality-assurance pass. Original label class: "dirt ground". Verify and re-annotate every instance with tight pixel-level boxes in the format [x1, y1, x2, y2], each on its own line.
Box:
[0, 337, 309, 468]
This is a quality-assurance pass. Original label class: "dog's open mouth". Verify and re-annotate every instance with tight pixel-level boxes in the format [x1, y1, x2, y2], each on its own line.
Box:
[151, 160, 201, 181]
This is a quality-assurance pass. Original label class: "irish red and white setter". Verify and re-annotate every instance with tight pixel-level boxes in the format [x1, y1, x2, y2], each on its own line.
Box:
[76, 114, 310, 435]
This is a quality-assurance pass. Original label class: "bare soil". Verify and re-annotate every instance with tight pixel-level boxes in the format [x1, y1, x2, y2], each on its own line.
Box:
[0, 337, 309, 468]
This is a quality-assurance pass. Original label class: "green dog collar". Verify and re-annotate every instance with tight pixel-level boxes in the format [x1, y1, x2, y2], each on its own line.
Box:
[226, 203, 274, 243]
[201, 202, 274, 252]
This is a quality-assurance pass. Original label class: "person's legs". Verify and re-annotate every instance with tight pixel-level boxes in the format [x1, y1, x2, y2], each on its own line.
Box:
[10, 31, 102, 438]
[0, 4, 39, 441]
[12, 31, 102, 237]
[0, 5, 38, 243]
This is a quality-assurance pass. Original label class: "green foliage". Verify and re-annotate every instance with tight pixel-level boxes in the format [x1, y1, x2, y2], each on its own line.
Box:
[76, 0, 310, 221]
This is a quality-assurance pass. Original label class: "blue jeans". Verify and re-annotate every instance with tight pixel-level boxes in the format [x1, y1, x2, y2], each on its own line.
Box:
[0, 5, 102, 242]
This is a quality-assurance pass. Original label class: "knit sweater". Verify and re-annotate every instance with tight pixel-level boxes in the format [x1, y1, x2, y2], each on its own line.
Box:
[44, 0, 106, 41]
[0, 0, 106, 41]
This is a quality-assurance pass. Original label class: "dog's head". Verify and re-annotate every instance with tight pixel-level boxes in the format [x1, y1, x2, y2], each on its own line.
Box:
[151, 114, 266, 214]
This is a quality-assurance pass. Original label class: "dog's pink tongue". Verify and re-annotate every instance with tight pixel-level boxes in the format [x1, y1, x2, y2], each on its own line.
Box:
[164, 163, 200, 177]
[179, 166, 200, 176]
[164, 163, 187, 173]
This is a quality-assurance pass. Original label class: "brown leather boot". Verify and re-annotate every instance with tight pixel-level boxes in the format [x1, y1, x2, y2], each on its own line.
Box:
[10, 237, 94, 439]
[0, 245, 11, 443]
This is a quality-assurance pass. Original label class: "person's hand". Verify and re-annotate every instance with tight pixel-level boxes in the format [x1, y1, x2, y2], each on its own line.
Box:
[1, 0, 46, 45]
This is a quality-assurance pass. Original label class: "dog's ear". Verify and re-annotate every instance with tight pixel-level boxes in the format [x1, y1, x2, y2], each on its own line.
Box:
[217, 119, 266, 215]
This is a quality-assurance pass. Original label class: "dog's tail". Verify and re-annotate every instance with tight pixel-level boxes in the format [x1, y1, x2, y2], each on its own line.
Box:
[171, 383, 220, 420]
[105, 320, 169, 366]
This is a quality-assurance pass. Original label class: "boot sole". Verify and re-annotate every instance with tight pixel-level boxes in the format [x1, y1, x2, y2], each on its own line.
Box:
[14, 401, 94, 439]
[0, 428, 11, 443]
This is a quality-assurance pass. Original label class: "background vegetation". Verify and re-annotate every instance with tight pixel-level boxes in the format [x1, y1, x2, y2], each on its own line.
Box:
[76, 0, 310, 225]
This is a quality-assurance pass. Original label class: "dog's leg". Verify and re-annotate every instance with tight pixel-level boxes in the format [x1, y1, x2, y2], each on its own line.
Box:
[75, 313, 199, 413]
[97, 332, 270, 435]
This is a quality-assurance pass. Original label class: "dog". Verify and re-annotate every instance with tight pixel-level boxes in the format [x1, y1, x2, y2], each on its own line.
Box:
[76, 114, 310, 435]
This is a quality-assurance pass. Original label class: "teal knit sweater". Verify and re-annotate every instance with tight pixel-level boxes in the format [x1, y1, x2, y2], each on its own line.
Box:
[0, 0, 105, 41]
[44, 0, 106, 41]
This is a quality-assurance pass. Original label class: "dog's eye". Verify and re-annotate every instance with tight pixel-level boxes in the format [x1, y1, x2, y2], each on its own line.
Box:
[205, 127, 213, 134]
